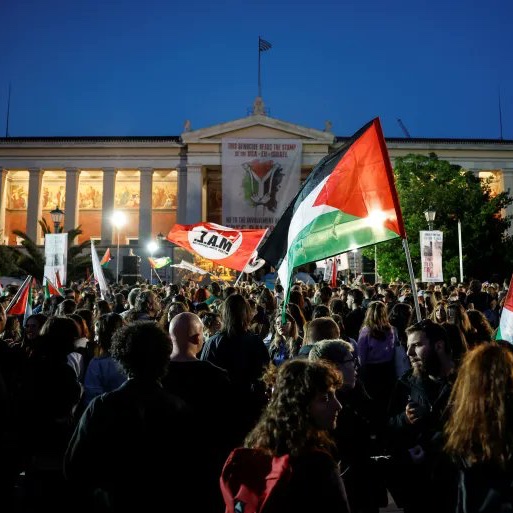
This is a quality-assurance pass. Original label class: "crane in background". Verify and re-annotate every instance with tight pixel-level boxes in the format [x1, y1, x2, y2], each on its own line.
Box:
[397, 118, 411, 138]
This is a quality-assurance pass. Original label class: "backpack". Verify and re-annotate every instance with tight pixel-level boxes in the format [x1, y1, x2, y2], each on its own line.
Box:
[220, 448, 292, 513]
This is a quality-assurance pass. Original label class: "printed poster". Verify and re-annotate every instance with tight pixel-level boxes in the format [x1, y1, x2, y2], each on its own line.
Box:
[44, 233, 68, 285]
[222, 138, 302, 229]
[420, 231, 443, 283]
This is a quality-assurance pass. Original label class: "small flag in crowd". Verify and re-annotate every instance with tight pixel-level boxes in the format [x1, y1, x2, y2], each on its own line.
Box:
[43, 276, 64, 299]
[55, 270, 64, 293]
[100, 248, 113, 268]
[497, 273, 513, 343]
[5, 276, 36, 325]
[167, 222, 267, 272]
[258, 37, 272, 52]
[258, 117, 405, 309]
[148, 256, 172, 269]
[91, 240, 109, 300]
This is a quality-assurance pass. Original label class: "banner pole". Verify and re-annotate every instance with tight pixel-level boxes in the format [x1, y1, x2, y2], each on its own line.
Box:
[458, 219, 464, 283]
[402, 238, 422, 322]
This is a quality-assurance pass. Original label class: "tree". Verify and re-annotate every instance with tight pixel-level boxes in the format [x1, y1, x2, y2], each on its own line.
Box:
[369, 153, 513, 283]
[10, 222, 91, 283]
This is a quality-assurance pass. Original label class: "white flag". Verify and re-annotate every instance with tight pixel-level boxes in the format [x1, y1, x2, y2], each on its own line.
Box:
[91, 241, 109, 300]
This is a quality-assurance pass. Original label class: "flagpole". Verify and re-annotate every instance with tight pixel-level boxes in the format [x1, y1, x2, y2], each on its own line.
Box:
[258, 36, 262, 98]
[402, 238, 422, 322]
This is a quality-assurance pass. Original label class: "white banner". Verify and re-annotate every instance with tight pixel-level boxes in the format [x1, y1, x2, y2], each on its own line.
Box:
[44, 233, 68, 285]
[420, 231, 444, 283]
[222, 138, 302, 229]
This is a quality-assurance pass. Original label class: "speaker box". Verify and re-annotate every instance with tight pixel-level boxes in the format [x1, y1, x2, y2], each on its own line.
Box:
[123, 256, 139, 275]
[122, 274, 142, 286]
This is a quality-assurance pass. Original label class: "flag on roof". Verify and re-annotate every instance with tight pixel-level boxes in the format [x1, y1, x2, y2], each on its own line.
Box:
[167, 222, 267, 272]
[148, 256, 172, 269]
[100, 248, 112, 268]
[259, 37, 272, 52]
[258, 117, 405, 308]
[497, 273, 513, 344]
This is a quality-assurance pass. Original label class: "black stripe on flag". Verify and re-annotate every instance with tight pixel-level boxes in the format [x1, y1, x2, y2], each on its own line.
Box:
[259, 38, 272, 52]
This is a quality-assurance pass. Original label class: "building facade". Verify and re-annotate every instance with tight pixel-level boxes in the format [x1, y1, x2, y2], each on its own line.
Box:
[1, 111, 512, 280]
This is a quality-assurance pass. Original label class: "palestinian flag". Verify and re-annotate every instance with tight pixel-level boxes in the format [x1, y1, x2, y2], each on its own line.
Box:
[43, 276, 64, 299]
[259, 118, 405, 306]
[497, 273, 513, 343]
[149, 256, 172, 269]
[55, 270, 65, 294]
[100, 248, 113, 268]
[167, 222, 267, 272]
[6, 276, 36, 325]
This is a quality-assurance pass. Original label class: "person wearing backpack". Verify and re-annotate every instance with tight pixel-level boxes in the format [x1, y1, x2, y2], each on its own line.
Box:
[445, 342, 513, 513]
[220, 359, 349, 513]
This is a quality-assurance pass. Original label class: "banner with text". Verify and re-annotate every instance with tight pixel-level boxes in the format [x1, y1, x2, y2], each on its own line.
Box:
[222, 138, 302, 229]
[44, 233, 68, 285]
[420, 230, 443, 283]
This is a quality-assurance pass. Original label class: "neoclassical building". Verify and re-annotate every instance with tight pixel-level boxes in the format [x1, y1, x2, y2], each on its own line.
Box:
[1, 106, 512, 280]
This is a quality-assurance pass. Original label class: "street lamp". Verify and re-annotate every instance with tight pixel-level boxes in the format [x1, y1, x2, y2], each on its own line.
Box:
[424, 208, 436, 231]
[50, 206, 65, 233]
[147, 240, 158, 284]
[156, 232, 168, 283]
[111, 211, 127, 283]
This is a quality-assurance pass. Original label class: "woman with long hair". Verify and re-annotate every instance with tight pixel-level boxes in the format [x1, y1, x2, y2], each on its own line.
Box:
[269, 311, 303, 366]
[237, 359, 349, 513]
[447, 302, 478, 348]
[83, 313, 126, 406]
[357, 301, 397, 424]
[201, 294, 270, 438]
[431, 300, 448, 324]
[466, 309, 494, 344]
[445, 343, 513, 512]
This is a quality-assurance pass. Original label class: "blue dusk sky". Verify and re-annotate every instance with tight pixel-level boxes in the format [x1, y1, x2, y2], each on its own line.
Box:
[1, 0, 512, 139]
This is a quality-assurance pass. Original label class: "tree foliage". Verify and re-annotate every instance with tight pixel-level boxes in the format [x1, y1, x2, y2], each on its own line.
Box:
[369, 153, 513, 283]
[7, 224, 91, 283]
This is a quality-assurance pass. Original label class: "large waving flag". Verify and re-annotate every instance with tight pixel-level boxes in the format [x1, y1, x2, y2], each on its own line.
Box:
[497, 273, 513, 343]
[167, 223, 267, 272]
[259, 118, 405, 306]
[148, 256, 172, 269]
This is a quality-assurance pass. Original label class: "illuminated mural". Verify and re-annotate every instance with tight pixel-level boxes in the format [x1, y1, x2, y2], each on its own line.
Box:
[152, 181, 177, 209]
[41, 184, 66, 210]
[115, 183, 140, 209]
[78, 183, 103, 209]
[8, 183, 28, 209]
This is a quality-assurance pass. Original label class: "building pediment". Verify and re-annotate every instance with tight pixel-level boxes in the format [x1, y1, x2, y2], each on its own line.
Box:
[180, 114, 334, 145]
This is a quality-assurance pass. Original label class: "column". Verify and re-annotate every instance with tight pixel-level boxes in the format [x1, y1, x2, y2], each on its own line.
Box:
[177, 165, 187, 223]
[27, 167, 43, 242]
[64, 167, 81, 235]
[0, 168, 7, 242]
[138, 167, 154, 245]
[100, 168, 116, 245]
[185, 165, 202, 223]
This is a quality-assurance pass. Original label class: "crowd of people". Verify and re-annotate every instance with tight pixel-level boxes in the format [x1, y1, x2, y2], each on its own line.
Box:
[0, 274, 510, 512]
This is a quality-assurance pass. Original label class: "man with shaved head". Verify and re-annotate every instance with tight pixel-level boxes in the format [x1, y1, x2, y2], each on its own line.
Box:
[162, 312, 236, 512]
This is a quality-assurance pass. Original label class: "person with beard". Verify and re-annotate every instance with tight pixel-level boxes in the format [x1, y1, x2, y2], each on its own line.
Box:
[386, 319, 457, 513]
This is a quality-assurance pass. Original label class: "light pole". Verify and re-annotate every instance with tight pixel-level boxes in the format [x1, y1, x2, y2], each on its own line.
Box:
[111, 211, 127, 284]
[424, 207, 436, 231]
[147, 240, 158, 284]
[156, 232, 166, 283]
[50, 206, 65, 233]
